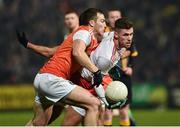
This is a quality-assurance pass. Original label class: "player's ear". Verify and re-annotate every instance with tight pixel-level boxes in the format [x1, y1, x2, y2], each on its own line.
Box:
[89, 20, 95, 27]
[114, 31, 118, 39]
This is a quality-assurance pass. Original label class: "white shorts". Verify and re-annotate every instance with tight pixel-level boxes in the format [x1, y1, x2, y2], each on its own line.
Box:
[71, 106, 86, 116]
[34, 73, 77, 104]
[71, 100, 105, 116]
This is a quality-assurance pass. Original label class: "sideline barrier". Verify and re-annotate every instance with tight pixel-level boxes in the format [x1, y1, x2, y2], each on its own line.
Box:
[0, 85, 34, 110]
[132, 83, 168, 108]
[0, 83, 169, 110]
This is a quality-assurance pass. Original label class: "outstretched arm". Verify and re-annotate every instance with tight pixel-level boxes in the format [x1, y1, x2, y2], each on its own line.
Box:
[27, 43, 58, 57]
[16, 30, 58, 57]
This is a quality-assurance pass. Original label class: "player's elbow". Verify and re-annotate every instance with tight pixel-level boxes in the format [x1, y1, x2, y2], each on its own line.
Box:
[44, 48, 55, 57]
[44, 53, 52, 58]
[42, 51, 52, 58]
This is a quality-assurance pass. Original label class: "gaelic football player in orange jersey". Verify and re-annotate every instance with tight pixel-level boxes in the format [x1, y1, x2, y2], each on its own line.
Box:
[17, 8, 106, 126]
[17, 8, 107, 125]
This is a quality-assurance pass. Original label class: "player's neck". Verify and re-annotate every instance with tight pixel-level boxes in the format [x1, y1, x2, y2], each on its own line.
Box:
[69, 26, 79, 33]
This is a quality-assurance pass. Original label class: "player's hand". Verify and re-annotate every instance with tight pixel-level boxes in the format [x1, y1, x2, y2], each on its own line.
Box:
[118, 48, 126, 58]
[118, 48, 131, 59]
[124, 67, 133, 76]
[16, 30, 29, 48]
[92, 70, 102, 88]
[107, 98, 127, 109]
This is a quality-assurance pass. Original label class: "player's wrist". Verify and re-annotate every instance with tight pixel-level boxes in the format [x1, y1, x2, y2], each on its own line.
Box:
[93, 69, 101, 75]
[92, 69, 102, 88]
[91, 66, 99, 74]
[27, 41, 32, 49]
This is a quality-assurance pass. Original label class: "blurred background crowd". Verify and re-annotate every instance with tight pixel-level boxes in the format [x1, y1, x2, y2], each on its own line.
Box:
[0, 0, 179, 86]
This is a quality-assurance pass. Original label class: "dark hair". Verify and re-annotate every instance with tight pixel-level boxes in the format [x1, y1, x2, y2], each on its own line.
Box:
[108, 8, 122, 13]
[106, 8, 122, 16]
[115, 17, 133, 29]
[79, 8, 104, 25]
[65, 9, 79, 16]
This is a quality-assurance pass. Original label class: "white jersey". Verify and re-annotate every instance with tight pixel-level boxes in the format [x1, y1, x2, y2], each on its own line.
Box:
[72, 32, 122, 116]
[81, 32, 120, 80]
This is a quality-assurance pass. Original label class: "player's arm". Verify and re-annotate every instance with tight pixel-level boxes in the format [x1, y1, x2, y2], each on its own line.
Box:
[119, 48, 131, 59]
[73, 39, 102, 87]
[27, 43, 58, 57]
[72, 30, 100, 73]
[127, 42, 138, 68]
[124, 42, 138, 75]
[16, 30, 58, 57]
[72, 30, 102, 87]
[73, 39, 98, 73]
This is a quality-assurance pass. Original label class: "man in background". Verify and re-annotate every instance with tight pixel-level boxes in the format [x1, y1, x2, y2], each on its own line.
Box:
[22, 10, 79, 57]
[63, 10, 79, 38]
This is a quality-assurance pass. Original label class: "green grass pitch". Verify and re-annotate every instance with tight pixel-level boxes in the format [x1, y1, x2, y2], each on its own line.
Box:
[0, 109, 180, 126]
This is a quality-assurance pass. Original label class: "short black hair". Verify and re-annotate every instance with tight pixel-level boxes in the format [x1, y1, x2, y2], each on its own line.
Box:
[79, 8, 104, 25]
[115, 17, 133, 29]
[65, 9, 79, 16]
[108, 8, 122, 13]
[106, 8, 123, 16]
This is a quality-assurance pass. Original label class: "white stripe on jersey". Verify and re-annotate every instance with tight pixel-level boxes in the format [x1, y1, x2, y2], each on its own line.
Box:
[73, 30, 91, 46]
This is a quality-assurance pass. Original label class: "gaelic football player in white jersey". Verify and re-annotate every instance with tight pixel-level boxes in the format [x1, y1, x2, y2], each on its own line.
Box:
[63, 17, 134, 125]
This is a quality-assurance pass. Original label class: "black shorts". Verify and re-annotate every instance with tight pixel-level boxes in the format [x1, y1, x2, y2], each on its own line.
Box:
[118, 74, 132, 106]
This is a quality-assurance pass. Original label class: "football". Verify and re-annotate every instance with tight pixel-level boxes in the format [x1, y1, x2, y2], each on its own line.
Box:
[105, 81, 128, 104]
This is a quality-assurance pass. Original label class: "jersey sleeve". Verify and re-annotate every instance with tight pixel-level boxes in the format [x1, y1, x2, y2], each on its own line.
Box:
[73, 30, 91, 46]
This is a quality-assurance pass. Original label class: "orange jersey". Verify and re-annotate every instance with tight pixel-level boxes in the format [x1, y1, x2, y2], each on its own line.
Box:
[39, 26, 99, 79]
